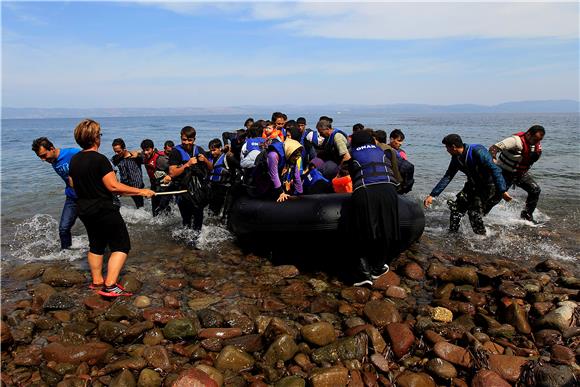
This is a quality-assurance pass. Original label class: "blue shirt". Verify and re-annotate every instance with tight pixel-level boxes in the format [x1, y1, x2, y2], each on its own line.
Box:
[430, 143, 507, 197]
[53, 148, 80, 199]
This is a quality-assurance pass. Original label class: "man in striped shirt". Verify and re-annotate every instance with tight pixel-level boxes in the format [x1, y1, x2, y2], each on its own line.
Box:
[111, 138, 145, 208]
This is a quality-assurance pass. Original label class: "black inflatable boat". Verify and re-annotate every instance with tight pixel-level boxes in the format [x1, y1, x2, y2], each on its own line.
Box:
[228, 193, 424, 252]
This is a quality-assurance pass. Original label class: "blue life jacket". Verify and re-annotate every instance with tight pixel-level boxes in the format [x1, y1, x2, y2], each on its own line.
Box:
[209, 153, 229, 183]
[300, 129, 318, 162]
[302, 168, 329, 188]
[321, 129, 348, 164]
[175, 144, 200, 163]
[350, 144, 392, 190]
[268, 141, 286, 174]
[245, 137, 265, 153]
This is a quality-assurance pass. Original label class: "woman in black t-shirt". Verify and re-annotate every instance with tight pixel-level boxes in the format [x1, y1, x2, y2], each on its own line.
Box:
[69, 119, 155, 298]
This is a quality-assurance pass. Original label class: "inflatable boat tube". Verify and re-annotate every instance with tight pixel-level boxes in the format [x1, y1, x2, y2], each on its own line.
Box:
[229, 193, 424, 251]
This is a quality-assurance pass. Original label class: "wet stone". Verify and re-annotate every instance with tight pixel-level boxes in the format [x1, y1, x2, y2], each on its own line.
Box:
[42, 342, 112, 365]
[488, 354, 529, 383]
[223, 334, 264, 353]
[143, 345, 172, 371]
[535, 329, 562, 347]
[13, 344, 43, 366]
[363, 299, 401, 328]
[11, 263, 47, 280]
[159, 277, 187, 290]
[42, 292, 76, 310]
[503, 302, 531, 334]
[433, 342, 473, 368]
[163, 294, 180, 308]
[133, 295, 151, 308]
[425, 358, 457, 380]
[404, 262, 425, 280]
[263, 334, 299, 365]
[194, 365, 223, 387]
[98, 321, 127, 342]
[41, 266, 84, 287]
[105, 302, 141, 322]
[120, 274, 142, 293]
[275, 375, 306, 387]
[434, 283, 455, 300]
[533, 364, 576, 387]
[385, 285, 407, 299]
[187, 296, 222, 311]
[201, 337, 223, 352]
[199, 327, 242, 339]
[214, 345, 255, 372]
[163, 318, 198, 340]
[550, 344, 575, 365]
[311, 333, 367, 364]
[109, 369, 136, 387]
[143, 327, 164, 346]
[84, 295, 111, 311]
[538, 302, 576, 332]
[309, 366, 348, 387]
[471, 370, 510, 387]
[63, 321, 97, 336]
[386, 322, 415, 358]
[396, 371, 436, 387]
[372, 271, 401, 289]
[143, 307, 185, 324]
[488, 324, 516, 339]
[198, 308, 224, 328]
[301, 322, 336, 347]
[440, 267, 478, 286]
[340, 287, 371, 304]
[430, 306, 453, 323]
[137, 369, 162, 387]
[499, 281, 527, 299]
[533, 302, 554, 316]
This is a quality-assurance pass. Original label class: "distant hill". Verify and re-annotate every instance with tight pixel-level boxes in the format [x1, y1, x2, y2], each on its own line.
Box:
[3, 100, 578, 119]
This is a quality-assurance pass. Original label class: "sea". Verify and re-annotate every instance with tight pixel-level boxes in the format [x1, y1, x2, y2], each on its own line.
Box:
[1, 112, 579, 271]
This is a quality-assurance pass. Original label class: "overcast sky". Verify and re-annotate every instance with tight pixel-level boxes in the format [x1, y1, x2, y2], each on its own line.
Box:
[2, 1, 579, 108]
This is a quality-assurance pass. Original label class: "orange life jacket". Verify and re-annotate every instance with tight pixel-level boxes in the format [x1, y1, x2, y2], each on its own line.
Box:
[332, 175, 353, 193]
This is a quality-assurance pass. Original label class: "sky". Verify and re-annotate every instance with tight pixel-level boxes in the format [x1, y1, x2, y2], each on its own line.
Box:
[2, 1, 579, 108]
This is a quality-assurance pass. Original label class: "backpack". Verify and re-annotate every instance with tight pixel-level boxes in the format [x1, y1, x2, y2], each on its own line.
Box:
[385, 147, 415, 194]
[180, 164, 211, 208]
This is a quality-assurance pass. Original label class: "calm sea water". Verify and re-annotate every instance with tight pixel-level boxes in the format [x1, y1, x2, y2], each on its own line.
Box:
[1, 112, 579, 265]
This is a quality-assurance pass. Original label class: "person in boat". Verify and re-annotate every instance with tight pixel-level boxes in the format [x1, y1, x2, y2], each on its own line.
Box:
[163, 140, 174, 155]
[207, 138, 240, 217]
[261, 120, 283, 142]
[240, 124, 267, 169]
[373, 129, 415, 195]
[32, 137, 80, 249]
[296, 117, 321, 165]
[111, 138, 145, 209]
[332, 164, 353, 193]
[68, 119, 155, 297]
[488, 125, 545, 223]
[271, 112, 288, 138]
[221, 128, 247, 162]
[301, 157, 332, 195]
[316, 117, 351, 180]
[348, 130, 401, 286]
[253, 138, 304, 202]
[389, 129, 408, 160]
[140, 139, 172, 216]
[423, 134, 511, 235]
[168, 126, 213, 231]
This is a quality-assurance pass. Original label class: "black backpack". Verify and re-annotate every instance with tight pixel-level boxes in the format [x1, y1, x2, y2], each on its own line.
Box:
[384, 147, 415, 194]
[180, 164, 211, 208]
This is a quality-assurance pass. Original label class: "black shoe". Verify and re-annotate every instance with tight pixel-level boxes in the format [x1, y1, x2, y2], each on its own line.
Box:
[520, 210, 537, 223]
[352, 258, 374, 287]
[371, 264, 390, 280]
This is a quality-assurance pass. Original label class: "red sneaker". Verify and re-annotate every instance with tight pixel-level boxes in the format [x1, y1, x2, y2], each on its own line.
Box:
[98, 284, 133, 298]
[89, 282, 104, 290]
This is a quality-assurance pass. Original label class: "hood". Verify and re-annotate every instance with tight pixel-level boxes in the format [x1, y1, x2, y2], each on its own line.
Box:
[283, 138, 303, 160]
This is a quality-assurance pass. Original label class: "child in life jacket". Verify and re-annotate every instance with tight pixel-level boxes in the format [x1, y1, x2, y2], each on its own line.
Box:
[207, 138, 240, 217]
[262, 120, 284, 142]
[332, 164, 353, 193]
[301, 157, 332, 195]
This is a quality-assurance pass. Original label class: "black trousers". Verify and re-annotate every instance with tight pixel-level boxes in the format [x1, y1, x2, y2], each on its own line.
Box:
[177, 197, 204, 231]
[449, 181, 496, 235]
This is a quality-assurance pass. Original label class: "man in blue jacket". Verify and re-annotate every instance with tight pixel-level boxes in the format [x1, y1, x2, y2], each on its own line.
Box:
[423, 134, 511, 235]
[32, 137, 80, 249]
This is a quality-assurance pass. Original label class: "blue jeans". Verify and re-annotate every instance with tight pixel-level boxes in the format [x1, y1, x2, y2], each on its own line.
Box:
[59, 196, 78, 249]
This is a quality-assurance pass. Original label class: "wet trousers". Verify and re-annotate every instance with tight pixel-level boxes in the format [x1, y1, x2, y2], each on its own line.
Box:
[449, 181, 496, 235]
[489, 172, 541, 216]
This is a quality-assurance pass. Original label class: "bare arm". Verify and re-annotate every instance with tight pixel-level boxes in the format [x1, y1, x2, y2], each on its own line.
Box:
[102, 171, 154, 197]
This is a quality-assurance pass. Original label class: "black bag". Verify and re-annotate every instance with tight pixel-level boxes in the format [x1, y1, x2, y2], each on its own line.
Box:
[180, 165, 211, 208]
[397, 157, 415, 194]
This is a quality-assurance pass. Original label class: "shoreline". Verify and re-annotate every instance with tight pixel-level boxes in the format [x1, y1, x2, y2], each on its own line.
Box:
[1, 238, 579, 386]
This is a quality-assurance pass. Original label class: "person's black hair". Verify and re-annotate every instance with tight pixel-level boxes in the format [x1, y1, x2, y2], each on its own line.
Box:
[31, 137, 55, 153]
[244, 117, 254, 128]
[296, 117, 306, 125]
[373, 129, 387, 144]
[353, 123, 365, 133]
[209, 138, 222, 149]
[316, 118, 333, 130]
[112, 138, 126, 149]
[164, 140, 174, 148]
[390, 129, 405, 141]
[181, 126, 196, 138]
[351, 130, 375, 148]
[527, 125, 545, 135]
[442, 134, 463, 148]
[271, 112, 287, 122]
[248, 122, 264, 138]
[140, 139, 154, 149]
[286, 126, 302, 141]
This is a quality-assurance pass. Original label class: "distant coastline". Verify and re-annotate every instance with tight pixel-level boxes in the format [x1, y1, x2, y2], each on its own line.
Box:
[2, 99, 579, 119]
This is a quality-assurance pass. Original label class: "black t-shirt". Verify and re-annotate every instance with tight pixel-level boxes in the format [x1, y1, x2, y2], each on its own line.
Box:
[69, 151, 115, 215]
